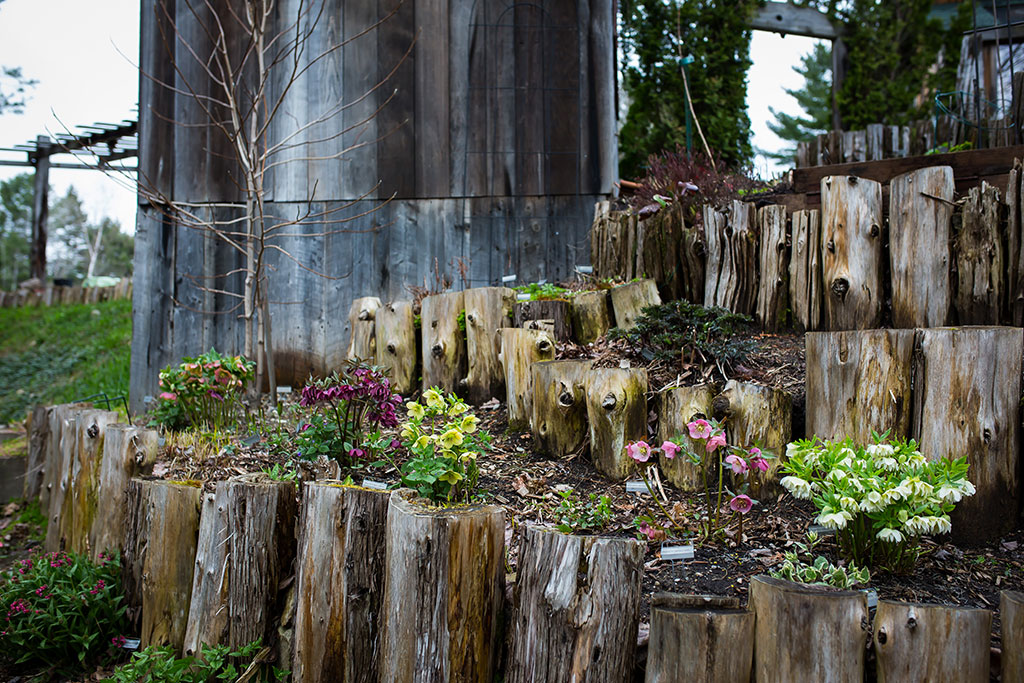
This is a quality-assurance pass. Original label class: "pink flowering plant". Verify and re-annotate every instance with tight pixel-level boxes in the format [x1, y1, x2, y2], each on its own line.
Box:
[0, 549, 127, 673]
[151, 349, 255, 431]
[294, 360, 404, 468]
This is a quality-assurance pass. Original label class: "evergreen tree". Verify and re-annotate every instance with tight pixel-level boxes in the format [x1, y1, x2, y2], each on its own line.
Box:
[766, 43, 832, 163]
[0, 173, 33, 289]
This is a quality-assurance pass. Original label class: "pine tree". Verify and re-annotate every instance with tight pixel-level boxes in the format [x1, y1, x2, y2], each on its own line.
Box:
[766, 43, 832, 163]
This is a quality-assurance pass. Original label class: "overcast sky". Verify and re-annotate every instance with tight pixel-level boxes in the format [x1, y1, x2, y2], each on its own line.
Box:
[0, 0, 816, 236]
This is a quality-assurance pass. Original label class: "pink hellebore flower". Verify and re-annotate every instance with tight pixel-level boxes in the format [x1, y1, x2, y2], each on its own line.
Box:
[158, 391, 177, 401]
[638, 522, 659, 540]
[626, 441, 653, 463]
[724, 454, 748, 475]
[729, 494, 753, 514]
[705, 433, 727, 453]
[687, 419, 712, 440]
[751, 456, 770, 473]
[661, 441, 681, 460]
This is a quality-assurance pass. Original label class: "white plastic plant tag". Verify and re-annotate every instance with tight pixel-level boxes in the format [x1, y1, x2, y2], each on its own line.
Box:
[157, 436, 166, 447]
[516, 293, 531, 300]
[502, 274, 517, 283]
[625, 480, 648, 494]
[808, 524, 836, 536]
[362, 479, 388, 490]
[142, 395, 154, 404]
[661, 544, 694, 561]
[276, 385, 292, 394]
[576, 265, 593, 274]
[618, 359, 631, 369]
[123, 638, 141, 650]
[865, 590, 878, 608]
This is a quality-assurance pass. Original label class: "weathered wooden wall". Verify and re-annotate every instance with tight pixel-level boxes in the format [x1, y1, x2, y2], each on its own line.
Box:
[132, 0, 616, 407]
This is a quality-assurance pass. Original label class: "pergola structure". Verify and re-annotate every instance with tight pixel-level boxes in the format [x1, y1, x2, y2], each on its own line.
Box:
[0, 119, 137, 281]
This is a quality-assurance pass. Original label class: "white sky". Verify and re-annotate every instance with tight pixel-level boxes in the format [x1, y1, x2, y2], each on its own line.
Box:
[0, 1, 816, 235]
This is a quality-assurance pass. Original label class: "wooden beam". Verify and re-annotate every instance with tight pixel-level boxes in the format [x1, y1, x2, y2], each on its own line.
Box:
[30, 135, 51, 282]
[750, 2, 840, 40]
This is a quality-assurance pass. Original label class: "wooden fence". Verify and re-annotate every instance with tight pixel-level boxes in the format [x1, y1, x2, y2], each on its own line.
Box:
[22, 404, 1024, 682]
[0, 278, 132, 309]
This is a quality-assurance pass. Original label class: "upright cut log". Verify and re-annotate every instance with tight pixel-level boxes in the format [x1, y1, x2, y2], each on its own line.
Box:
[89, 424, 159, 560]
[531, 360, 592, 458]
[571, 290, 612, 344]
[375, 301, 417, 395]
[43, 405, 87, 550]
[184, 487, 230, 656]
[381, 491, 505, 683]
[507, 526, 644, 683]
[292, 483, 391, 683]
[1003, 591, 1024, 683]
[756, 205, 789, 331]
[956, 182, 1006, 324]
[820, 175, 883, 330]
[911, 326, 1021, 542]
[513, 299, 573, 342]
[1006, 159, 1024, 325]
[790, 210, 823, 332]
[645, 594, 754, 683]
[679, 215, 706, 304]
[657, 384, 717, 491]
[636, 204, 684, 300]
[874, 600, 991, 682]
[889, 167, 954, 327]
[704, 201, 758, 315]
[123, 479, 201, 651]
[585, 367, 648, 480]
[25, 405, 50, 500]
[421, 291, 466, 394]
[498, 328, 556, 430]
[464, 287, 516, 403]
[346, 296, 382, 361]
[748, 576, 869, 683]
[610, 278, 661, 330]
[805, 330, 916, 442]
[713, 381, 791, 494]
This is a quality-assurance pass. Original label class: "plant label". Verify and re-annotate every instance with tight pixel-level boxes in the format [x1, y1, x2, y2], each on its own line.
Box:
[865, 589, 878, 608]
[661, 543, 694, 560]
[575, 265, 593, 274]
[122, 637, 141, 650]
[142, 395, 154, 404]
[808, 524, 836, 536]
[241, 435, 260, 446]
[625, 480, 648, 494]
[516, 293, 531, 301]
[362, 479, 388, 490]
[502, 274, 517, 283]
[157, 436, 166, 447]
[276, 385, 292, 394]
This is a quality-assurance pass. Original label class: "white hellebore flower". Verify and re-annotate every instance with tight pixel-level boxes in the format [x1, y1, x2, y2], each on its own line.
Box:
[878, 457, 898, 472]
[960, 480, 976, 497]
[817, 510, 853, 530]
[935, 485, 962, 504]
[903, 516, 931, 536]
[860, 490, 884, 513]
[780, 476, 813, 500]
[876, 527, 904, 543]
[866, 443, 895, 458]
[840, 496, 859, 512]
[907, 451, 927, 467]
[927, 516, 952, 535]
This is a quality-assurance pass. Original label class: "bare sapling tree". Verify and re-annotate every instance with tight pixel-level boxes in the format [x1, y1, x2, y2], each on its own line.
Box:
[130, 0, 410, 401]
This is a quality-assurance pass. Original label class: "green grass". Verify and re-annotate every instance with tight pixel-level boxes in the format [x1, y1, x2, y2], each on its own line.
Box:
[0, 298, 132, 424]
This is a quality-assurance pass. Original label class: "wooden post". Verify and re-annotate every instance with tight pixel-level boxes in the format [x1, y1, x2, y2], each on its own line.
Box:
[375, 301, 417, 395]
[507, 526, 644, 683]
[645, 594, 754, 683]
[381, 490, 505, 683]
[911, 327, 1022, 542]
[657, 384, 717, 492]
[184, 487, 230, 656]
[713, 381, 791, 493]
[680, 216, 707, 305]
[821, 175, 883, 330]
[610, 278, 661, 330]
[1006, 159, 1024, 325]
[346, 296, 382, 362]
[704, 201, 759, 315]
[889, 167, 954, 327]
[749, 576, 868, 683]
[636, 204, 684, 301]
[789, 209, 822, 332]
[956, 182, 1006, 324]
[805, 330, 916, 442]
[498, 328, 556, 430]
[585, 367, 648, 480]
[40, 403, 84, 517]
[30, 135, 51, 282]
[25, 405, 50, 500]
[571, 289, 612, 344]
[123, 479, 201, 652]
[513, 299, 573, 341]
[1003, 591, 1024, 683]
[292, 483, 391, 683]
[464, 286, 515, 403]
[531, 359, 592, 458]
[421, 291, 466, 394]
[756, 204, 789, 331]
[874, 601, 991, 682]
[89, 424, 159, 561]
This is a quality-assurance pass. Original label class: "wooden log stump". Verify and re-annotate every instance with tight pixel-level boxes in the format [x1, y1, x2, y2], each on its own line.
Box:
[61, 409, 120, 554]
[184, 487, 230, 656]
[610, 278, 661, 330]
[346, 296, 382, 361]
[911, 326, 1022, 542]
[123, 479, 202, 652]
[292, 483, 391, 683]
[381, 490, 505, 683]
[889, 167, 954, 327]
[645, 594, 754, 683]
[375, 301, 417, 395]
[756, 205, 789, 332]
[704, 201, 758, 315]
[789, 210, 822, 332]
[464, 287, 516, 403]
[1006, 159, 1024, 325]
[513, 299, 573, 342]
[713, 381, 791, 495]
[498, 328, 556, 430]
[805, 330, 916, 442]
[679, 216, 706, 304]
[585, 367, 648, 480]
[42, 404, 86, 544]
[1003, 591, 1024, 683]
[874, 601, 991, 682]
[571, 290, 612, 344]
[421, 291, 466, 394]
[507, 526, 644, 683]
[657, 384, 717, 491]
[748, 576, 869, 683]
[956, 182, 1006, 324]
[89, 424, 159, 561]
[636, 204, 684, 301]
[25, 405, 50, 500]
[530, 360, 592, 458]
[821, 175, 883, 330]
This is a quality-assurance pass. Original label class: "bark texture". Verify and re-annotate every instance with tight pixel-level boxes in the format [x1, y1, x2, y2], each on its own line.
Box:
[756, 204, 789, 331]
[1003, 590, 1024, 683]
[789, 209, 822, 332]
[704, 201, 758, 315]
[514, 299, 572, 342]
[89, 424, 159, 561]
[955, 182, 1005, 324]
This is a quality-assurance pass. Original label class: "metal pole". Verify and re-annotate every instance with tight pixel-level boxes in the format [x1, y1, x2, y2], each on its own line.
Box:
[29, 135, 51, 283]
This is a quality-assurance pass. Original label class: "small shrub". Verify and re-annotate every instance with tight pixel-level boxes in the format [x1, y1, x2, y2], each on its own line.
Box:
[399, 388, 489, 504]
[554, 488, 612, 534]
[0, 550, 127, 673]
[514, 282, 574, 301]
[771, 532, 871, 589]
[780, 434, 975, 573]
[151, 349, 254, 431]
[105, 640, 286, 683]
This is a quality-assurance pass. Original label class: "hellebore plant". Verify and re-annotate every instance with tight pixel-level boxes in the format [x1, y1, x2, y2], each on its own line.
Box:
[294, 360, 403, 468]
[151, 349, 255, 431]
[780, 433, 975, 573]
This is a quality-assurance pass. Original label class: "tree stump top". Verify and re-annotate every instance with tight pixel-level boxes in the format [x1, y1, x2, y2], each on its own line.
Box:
[390, 488, 504, 520]
[751, 574, 866, 599]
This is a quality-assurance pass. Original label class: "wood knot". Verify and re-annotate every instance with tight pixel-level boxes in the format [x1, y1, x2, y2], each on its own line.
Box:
[831, 278, 849, 300]
[906, 616, 917, 629]
[557, 389, 575, 408]
[466, 313, 476, 325]
[537, 338, 552, 353]
[877, 628, 887, 644]
[712, 395, 730, 420]
[386, 343, 397, 355]
[431, 343, 444, 358]
[87, 423, 99, 439]
[826, 240, 835, 253]
[358, 309, 373, 321]
[869, 224, 880, 238]
[431, 320, 438, 328]
[848, 176, 858, 185]
[601, 393, 617, 410]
